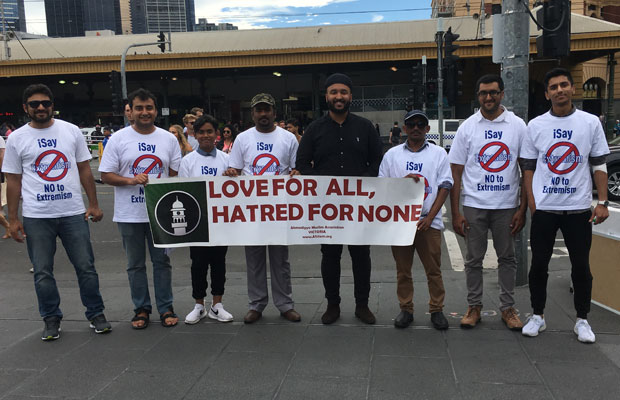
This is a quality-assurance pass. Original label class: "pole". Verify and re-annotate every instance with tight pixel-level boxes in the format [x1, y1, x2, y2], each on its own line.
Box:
[501, 0, 530, 286]
[480, 0, 486, 38]
[606, 52, 616, 140]
[1, 0, 9, 60]
[436, 18, 444, 147]
[422, 55, 427, 114]
[120, 40, 170, 124]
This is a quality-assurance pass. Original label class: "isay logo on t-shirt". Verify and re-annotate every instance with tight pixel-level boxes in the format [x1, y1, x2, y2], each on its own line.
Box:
[131, 154, 163, 177]
[251, 154, 280, 175]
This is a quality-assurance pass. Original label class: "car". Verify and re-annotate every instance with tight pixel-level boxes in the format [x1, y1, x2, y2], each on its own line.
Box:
[607, 138, 620, 201]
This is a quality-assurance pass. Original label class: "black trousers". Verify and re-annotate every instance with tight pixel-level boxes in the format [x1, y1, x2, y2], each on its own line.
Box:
[189, 246, 228, 299]
[320, 244, 371, 306]
[529, 210, 592, 318]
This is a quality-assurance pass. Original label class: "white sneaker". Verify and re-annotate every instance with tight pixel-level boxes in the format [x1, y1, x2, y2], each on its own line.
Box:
[208, 302, 233, 322]
[522, 314, 546, 337]
[184, 304, 206, 324]
[574, 318, 596, 343]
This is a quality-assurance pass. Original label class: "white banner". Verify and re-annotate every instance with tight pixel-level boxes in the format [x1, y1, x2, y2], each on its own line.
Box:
[146, 175, 424, 247]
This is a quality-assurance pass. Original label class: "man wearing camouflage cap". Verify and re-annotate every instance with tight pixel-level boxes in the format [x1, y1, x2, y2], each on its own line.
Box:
[224, 93, 301, 324]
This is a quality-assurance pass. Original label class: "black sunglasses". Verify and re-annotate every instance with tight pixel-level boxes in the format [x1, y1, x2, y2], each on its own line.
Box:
[27, 100, 53, 109]
[405, 121, 427, 128]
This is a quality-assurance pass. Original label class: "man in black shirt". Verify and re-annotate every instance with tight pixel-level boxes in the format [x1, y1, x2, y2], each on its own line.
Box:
[296, 73, 383, 325]
[389, 122, 401, 146]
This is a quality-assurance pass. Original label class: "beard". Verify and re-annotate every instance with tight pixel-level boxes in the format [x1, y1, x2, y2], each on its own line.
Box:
[327, 99, 351, 114]
[30, 111, 52, 124]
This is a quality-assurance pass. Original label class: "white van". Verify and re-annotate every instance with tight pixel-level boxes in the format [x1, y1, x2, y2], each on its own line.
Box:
[426, 119, 463, 149]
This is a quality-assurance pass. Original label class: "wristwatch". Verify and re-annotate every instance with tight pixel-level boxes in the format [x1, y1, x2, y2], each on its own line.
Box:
[598, 200, 609, 208]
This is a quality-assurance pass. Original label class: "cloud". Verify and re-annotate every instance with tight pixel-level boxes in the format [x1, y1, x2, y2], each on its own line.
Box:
[321, 22, 332, 25]
[371, 15, 384, 22]
[286, 20, 302, 24]
[194, 0, 356, 29]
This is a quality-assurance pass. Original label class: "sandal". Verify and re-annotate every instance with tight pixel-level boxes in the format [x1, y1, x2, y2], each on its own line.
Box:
[160, 309, 178, 327]
[131, 309, 150, 330]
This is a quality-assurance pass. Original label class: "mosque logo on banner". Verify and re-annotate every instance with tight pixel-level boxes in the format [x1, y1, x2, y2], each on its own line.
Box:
[145, 181, 209, 245]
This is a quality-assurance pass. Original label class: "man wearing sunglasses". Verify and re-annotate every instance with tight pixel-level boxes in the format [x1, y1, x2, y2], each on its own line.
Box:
[379, 110, 453, 330]
[448, 74, 527, 331]
[3, 84, 111, 340]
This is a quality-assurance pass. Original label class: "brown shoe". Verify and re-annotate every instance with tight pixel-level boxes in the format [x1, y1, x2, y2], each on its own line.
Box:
[460, 305, 481, 329]
[321, 304, 340, 325]
[243, 310, 262, 324]
[355, 305, 376, 325]
[501, 307, 523, 331]
[280, 309, 301, 322]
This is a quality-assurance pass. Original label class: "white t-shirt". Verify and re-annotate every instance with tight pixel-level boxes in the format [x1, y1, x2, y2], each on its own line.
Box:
[187, 135, 198, 151]
[99, 126, 182, 222]
[379, 142, 453, 230]
[228, 126, 298, 175]
[522, 109, 609, 211]
[179, 149, 229, 178]
[0, 135, 5, 149]
[448, 107, 526, 209]
[2, 119, 91, 218]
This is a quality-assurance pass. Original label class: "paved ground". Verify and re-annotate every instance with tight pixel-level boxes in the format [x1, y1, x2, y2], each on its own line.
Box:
[0, 162, 619, 400]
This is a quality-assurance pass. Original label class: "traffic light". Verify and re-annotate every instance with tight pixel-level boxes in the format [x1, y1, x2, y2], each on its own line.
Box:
[157, 31, 166, 53]
[443, 27, 460, 67]
[109, 70, 123, 115]
[425, 80, 438, 106]
[443, 27, 462, 106]
[536, 0, 570, 58]
[405, 92, 414, 112]
[412, 64, 423, 85]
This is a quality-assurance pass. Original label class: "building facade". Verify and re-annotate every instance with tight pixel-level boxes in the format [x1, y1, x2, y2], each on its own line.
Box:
[0, 0, 26, 33]
[130, 0, 195, 34]
[45, 0, 122, 37]
[195, 18, 238, 32]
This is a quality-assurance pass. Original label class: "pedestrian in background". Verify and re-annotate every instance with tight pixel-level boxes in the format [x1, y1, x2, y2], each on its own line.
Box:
[169, 124, 193, 156]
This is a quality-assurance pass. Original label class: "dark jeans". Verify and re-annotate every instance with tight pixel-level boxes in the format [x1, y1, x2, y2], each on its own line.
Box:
[189, 246, 228, 299]
[529, 210, 593, 318]
[320, 244, 371, 306]
[24, 215, 105, 320]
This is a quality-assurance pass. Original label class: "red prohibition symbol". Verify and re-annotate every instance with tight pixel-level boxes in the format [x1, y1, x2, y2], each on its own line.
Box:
[253, 153, 280, 175]
[133, 154, 163, 178]
[412, 174, 430, 200]
[35, 150, 69, 182]
[546, 142, 580, 175]
[479, 141, 510, 173]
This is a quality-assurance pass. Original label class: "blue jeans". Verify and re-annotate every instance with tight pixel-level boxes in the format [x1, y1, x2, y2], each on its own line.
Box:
[117, 222, 173, 315]
[23, 214, 105, 321]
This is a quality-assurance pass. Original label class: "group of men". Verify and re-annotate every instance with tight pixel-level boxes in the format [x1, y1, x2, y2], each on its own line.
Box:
[2, 68, 610, 344]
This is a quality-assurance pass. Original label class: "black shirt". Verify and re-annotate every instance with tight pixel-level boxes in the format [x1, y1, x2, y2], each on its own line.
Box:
[296, 112, 383, 177]
[390, 126, 401, 143]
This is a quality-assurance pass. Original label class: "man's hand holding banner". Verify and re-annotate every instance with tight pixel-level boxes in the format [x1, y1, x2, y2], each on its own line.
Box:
[145, 176, 424, 247]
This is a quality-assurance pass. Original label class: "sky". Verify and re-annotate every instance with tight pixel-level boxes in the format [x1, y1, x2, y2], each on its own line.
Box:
[24, 0, 433, 35]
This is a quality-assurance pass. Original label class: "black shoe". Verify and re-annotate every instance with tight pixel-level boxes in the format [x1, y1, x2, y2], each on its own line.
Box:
[89, 314, 112, 334]
[321, 304, 340, 325]
[394, 310, 413, 328]
[431, 311, 449, 330]
[42, 316, 61, 341]
[355, 305, 376, 325]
